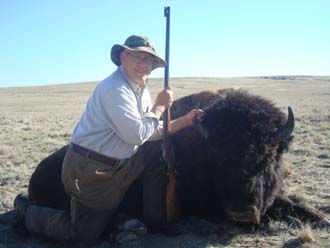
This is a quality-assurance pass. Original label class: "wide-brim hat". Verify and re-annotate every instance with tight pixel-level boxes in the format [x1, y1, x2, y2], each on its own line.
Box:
[111, 35, 166, 70]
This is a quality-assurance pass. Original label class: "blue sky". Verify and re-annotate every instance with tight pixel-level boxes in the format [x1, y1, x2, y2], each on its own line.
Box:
[0, 0, 329, 87]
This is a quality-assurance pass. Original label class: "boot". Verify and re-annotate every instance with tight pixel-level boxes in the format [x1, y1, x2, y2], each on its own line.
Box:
[12, 193, 31, 236]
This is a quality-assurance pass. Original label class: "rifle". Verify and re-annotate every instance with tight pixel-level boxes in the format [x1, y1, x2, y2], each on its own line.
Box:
[163, 6, 181, 223]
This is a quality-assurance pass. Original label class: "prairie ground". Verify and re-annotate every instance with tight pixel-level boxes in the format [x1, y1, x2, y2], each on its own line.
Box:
[0, 76, 329, 247]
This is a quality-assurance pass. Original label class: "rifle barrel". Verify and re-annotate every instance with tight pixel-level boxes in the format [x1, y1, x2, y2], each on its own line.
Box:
[162, 6, 171, 164]
[164, 7, 170, 88]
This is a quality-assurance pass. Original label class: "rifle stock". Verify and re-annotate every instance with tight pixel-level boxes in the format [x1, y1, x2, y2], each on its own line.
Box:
[163, 6, 181, 223]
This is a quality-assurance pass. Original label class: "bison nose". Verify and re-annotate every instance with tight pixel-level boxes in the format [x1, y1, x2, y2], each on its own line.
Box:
[226, 205, 261, 225]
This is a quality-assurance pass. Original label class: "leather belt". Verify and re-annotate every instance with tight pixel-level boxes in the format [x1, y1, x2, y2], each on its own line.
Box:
[69, 143, 118, 166]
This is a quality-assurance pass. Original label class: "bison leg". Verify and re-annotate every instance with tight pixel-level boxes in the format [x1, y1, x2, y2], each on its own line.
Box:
[265, 195, 329, 227]
[28, 145, 70, 210]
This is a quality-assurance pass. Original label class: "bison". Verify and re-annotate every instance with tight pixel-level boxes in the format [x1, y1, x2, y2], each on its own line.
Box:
[28, 89, 328, 228]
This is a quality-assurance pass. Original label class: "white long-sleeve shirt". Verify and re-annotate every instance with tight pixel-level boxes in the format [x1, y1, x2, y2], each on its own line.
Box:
[71, 66, 162, 159]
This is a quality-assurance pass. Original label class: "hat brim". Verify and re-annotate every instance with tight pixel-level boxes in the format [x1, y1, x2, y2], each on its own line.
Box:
[110, 44, 166, 69]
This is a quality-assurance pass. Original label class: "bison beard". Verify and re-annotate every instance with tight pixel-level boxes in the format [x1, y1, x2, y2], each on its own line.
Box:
[28, 89, 327, 229]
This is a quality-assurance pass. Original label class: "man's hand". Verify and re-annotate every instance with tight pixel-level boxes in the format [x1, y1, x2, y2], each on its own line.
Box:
[155, 87, 174, 109]
[168, 108, 204, 135]
[152, 87, 174, 119]
[183, 109, 204, 127]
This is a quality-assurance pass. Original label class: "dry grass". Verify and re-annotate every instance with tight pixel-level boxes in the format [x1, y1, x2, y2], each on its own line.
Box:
[298, 225, 315, 242]
[0, 76, 329, 247]
[282, 161, 293, 178]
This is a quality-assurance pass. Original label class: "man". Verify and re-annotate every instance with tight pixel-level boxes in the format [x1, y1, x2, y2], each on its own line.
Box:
[14, 35, 203, 246]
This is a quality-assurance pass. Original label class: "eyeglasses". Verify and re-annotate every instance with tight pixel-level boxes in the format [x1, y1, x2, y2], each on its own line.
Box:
[126, 52, 156, 67]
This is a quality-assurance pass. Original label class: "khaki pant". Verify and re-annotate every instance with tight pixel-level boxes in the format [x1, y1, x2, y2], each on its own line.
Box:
[25, 141, 167, 246]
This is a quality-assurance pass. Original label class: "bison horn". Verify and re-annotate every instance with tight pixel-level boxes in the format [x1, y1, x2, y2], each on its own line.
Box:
[272, 106, 295, 142]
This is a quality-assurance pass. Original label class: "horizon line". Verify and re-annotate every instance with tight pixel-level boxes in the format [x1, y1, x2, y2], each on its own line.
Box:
[1, 74, 329, 88]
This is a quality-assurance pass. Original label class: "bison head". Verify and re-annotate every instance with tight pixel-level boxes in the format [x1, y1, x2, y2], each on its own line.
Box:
[197, 90, 294, 224]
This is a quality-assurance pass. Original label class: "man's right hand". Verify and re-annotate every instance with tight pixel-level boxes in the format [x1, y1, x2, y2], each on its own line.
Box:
[152, 88, 174, 119]
[155, 87, 173, 109]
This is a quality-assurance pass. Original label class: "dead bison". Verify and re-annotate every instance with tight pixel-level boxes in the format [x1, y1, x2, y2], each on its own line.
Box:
[28, 89, 328, 226]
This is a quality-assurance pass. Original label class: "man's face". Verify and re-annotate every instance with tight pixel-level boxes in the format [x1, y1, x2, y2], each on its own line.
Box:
[120, 50, 155, 85]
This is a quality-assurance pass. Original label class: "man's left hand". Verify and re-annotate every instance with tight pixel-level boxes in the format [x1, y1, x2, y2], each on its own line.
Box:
[184, 109, 204, 127]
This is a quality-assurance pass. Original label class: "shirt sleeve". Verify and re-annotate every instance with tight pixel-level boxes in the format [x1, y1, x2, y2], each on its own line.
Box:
[100, 85, 159, 145]
[148, 120, 163, 141]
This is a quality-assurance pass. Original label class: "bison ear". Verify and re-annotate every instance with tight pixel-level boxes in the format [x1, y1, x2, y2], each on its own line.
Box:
[195, 123, 209, 139]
